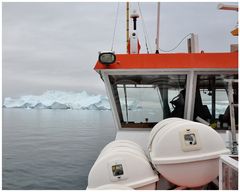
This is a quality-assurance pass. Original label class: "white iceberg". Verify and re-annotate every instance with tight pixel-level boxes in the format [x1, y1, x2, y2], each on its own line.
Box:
[3, 90, 142, 111]
[3, 90, 111, 110]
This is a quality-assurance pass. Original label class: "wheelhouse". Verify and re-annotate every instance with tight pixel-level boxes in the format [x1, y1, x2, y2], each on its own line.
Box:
[95, 52, 238, 131]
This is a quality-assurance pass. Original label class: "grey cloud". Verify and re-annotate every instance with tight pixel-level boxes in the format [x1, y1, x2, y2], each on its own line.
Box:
[3, 2, 238, 98]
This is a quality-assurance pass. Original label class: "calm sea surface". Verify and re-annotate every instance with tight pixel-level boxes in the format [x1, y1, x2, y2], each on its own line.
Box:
[2, 108, 116, 189]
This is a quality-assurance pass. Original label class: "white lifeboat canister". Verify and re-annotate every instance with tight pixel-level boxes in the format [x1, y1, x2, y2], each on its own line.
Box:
[87, 140, 159, 190]
[148, 119, 230, 188]
[99, 140, 146, 158]
[95, 184, 134, 190]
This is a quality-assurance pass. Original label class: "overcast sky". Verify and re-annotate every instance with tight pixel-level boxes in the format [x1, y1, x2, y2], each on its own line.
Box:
[2, 2, 238, 98]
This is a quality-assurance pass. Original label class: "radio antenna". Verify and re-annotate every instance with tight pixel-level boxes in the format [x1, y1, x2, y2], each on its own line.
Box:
[155, 2, 160, 53]
[126, 2, 130, 52]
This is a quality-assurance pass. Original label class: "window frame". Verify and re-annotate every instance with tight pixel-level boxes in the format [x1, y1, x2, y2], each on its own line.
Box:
[102, 69, 238, 131]
[101, 69, 192, 131]
[191, 70, 238, 126]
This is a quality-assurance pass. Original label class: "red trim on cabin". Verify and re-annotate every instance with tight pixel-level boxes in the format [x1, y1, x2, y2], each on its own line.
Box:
[94, 53, 238, 70]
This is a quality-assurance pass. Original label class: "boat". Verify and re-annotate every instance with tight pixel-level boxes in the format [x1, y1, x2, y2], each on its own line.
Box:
[87, 3, 238, 190]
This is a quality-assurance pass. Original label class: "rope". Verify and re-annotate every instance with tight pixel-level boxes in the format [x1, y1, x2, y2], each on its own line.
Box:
[138, 3, 151, 53]
[159, 33, 192, 52]
[111, 2, 120, 51]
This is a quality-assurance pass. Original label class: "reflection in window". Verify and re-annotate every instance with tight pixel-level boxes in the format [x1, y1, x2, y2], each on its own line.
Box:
[109, 75, 187, 128]
[194, 74, 238, 129]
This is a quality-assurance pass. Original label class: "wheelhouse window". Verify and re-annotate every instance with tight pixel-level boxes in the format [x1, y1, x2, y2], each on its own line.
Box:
[109, 74, 187, 128]
[194, 74, 238, 130]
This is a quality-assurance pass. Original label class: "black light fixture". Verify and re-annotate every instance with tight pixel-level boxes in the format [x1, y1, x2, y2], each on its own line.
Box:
[98, 51, 116, 65]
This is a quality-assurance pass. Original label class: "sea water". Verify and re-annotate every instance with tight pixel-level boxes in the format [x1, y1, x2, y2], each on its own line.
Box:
[2, 108, 116, 189]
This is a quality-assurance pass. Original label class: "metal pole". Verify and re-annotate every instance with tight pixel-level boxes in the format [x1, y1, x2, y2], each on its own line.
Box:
[227, 80, 238, 154]
[156, 2, 160, 53]
[211, 77, 216, 119]
[123, 84, 129, 123]
[126, 2, 129, 52]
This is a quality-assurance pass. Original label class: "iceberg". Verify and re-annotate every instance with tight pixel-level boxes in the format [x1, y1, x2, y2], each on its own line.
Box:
[3, 90, 142, 110]
[3, 90, 111, 110]
[50, 102, 70, 109]
[34, 103, 47, 109]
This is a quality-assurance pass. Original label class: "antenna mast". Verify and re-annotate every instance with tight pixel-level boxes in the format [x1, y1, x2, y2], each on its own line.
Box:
[155, 2, 160, 53]
[126, 2, 130, 52]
